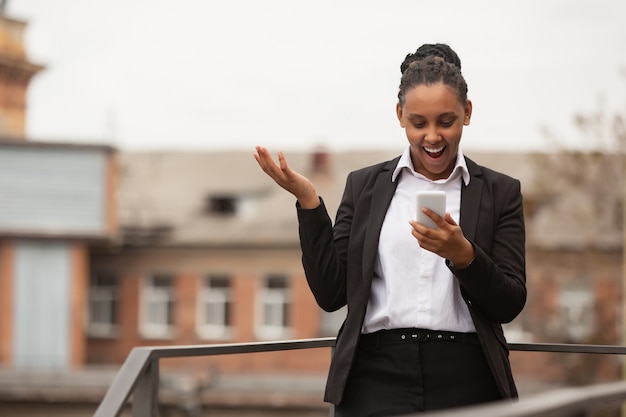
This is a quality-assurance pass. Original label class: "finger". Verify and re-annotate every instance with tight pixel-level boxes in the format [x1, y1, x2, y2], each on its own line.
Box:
[277, 151, 289, 172]
[254, 146, 270, 165]
[258, 148, 279, 169]
[254, 145, 269, 161]
[254, 154, 270, 173]
[409, 220, 425, 234]
[253, 146, 263, 162]
[422, 208, 446, 228]
[445, 212, 458, 226]
[409, 221, 431, 242]
[254, 147, 285, 180]
[253, 149, 266, 168]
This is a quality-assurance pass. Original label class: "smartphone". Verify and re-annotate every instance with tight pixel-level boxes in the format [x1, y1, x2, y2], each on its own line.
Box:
[416, 191, 446, 229]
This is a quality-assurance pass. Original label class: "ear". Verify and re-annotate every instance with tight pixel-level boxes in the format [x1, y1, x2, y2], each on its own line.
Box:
[463, 100, 473, 126]
[396, 102, 405, 128]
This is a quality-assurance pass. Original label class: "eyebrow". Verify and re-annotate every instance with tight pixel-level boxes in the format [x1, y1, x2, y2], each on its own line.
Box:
[407, 112, 459, 120]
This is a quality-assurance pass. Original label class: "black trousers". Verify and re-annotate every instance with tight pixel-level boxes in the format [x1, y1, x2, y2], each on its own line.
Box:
[334, 329, 502, 417]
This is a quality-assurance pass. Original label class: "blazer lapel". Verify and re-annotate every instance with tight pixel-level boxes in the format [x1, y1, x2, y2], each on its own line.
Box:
[358, 156, 482, 279]
[362, 158, 399, 275]
[460, 157, 483, 242]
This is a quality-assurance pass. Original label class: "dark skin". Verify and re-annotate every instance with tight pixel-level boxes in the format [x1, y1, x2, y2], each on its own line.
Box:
[254, 82, 474, 268]
[399, 82, 475, 268]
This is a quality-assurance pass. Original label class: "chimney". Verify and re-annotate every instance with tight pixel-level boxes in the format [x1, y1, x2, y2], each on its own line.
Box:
[311, 146, 332, 177]
[0, 8, 45, 139]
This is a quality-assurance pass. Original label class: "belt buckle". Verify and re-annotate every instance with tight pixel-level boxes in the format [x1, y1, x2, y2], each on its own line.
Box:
[407, 330, 429, 342]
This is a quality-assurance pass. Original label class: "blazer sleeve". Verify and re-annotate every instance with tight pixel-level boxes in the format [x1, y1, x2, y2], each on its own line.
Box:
[297, 195, 350, 312]
[450, 176, 527, 324]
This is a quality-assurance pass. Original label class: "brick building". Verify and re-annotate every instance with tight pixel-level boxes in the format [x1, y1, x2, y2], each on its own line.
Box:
[0, 10, 119, 416]
[2, 144, 622, 415]
[0, 7, 623, 415]
[89, 149, 625, 398]
[0, 9, 116, 372]
[87, 150, 376, 377]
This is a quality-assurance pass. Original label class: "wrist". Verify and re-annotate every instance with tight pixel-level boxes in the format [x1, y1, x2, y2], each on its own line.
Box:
[298, 194, 321, 209]
[448, 241, 475, 269]
[448, 256, 475, 269]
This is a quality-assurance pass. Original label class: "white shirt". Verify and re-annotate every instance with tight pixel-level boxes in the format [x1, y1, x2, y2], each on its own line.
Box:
[362, 146, 476, 334]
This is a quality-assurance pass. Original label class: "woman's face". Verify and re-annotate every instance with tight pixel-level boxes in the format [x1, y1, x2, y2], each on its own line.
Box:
[396, 82, 472, 181]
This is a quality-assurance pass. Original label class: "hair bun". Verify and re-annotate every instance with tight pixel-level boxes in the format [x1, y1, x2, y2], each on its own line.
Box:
[400, 43, 462, 74]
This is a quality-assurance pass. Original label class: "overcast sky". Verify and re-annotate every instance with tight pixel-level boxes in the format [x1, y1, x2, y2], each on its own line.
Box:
[6, 0, 626, 153]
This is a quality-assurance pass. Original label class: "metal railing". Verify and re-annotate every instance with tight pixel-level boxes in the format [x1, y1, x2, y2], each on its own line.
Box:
[94, 339, 626, 417]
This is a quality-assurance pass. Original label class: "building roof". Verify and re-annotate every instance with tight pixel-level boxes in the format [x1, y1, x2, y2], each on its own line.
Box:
[117, 149, 623, 250]
[117, 150, 398, 247]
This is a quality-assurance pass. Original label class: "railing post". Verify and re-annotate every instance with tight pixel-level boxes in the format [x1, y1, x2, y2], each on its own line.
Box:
[329, 345, 335, 417]
[132, 357, 159, 417]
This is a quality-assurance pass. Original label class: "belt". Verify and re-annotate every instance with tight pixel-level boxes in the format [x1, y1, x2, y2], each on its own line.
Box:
[359, 328, 480, 347]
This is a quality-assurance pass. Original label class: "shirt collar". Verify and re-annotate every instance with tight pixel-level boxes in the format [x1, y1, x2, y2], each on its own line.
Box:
[392, 146, 470, 185]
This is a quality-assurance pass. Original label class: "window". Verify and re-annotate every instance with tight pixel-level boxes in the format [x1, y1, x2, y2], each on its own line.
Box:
[197, 274, 232, 339]
[206, 195, 237, 215]
[256, 274, 291, 339]
[559, 284, 594, 342]
[88, 271, 119, 337]
[141, 273, 175, 339]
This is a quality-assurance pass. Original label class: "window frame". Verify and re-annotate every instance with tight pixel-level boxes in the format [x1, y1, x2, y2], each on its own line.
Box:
[197, 273, 233, 340]
[87, 271, 120, 338]
[255, 274, 292, 340]
[140, 272, 176, 339]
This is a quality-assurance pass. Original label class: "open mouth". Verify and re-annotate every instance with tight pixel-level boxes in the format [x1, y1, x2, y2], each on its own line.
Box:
[423, 145, 445, 159]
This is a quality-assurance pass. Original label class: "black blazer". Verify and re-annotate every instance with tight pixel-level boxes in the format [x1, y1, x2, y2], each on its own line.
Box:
[297, 155, 527, 405]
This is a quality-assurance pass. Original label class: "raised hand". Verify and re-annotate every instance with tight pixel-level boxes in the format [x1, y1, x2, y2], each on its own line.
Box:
[253, 146, 320, 209]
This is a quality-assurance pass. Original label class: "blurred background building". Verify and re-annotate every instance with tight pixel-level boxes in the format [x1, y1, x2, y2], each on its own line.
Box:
[0, 5, 624, 417]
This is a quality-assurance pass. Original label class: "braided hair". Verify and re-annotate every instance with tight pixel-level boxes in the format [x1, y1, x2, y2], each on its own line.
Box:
[397, 43, 468, 106]
[400, 43, 462, 74]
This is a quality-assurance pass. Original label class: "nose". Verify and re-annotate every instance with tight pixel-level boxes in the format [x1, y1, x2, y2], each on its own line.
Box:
[424, 127, 440, 143]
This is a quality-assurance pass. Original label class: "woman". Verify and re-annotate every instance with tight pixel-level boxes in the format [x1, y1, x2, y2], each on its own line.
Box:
[253, 43, 526, 416]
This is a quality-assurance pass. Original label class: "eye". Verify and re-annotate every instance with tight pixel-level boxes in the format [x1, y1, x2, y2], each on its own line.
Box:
[439, 119, 455, 127]
[412, 122, 426, 129]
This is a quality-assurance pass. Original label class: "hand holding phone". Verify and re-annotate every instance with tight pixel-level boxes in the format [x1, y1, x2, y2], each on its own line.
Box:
[416, 191, 446, 229]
